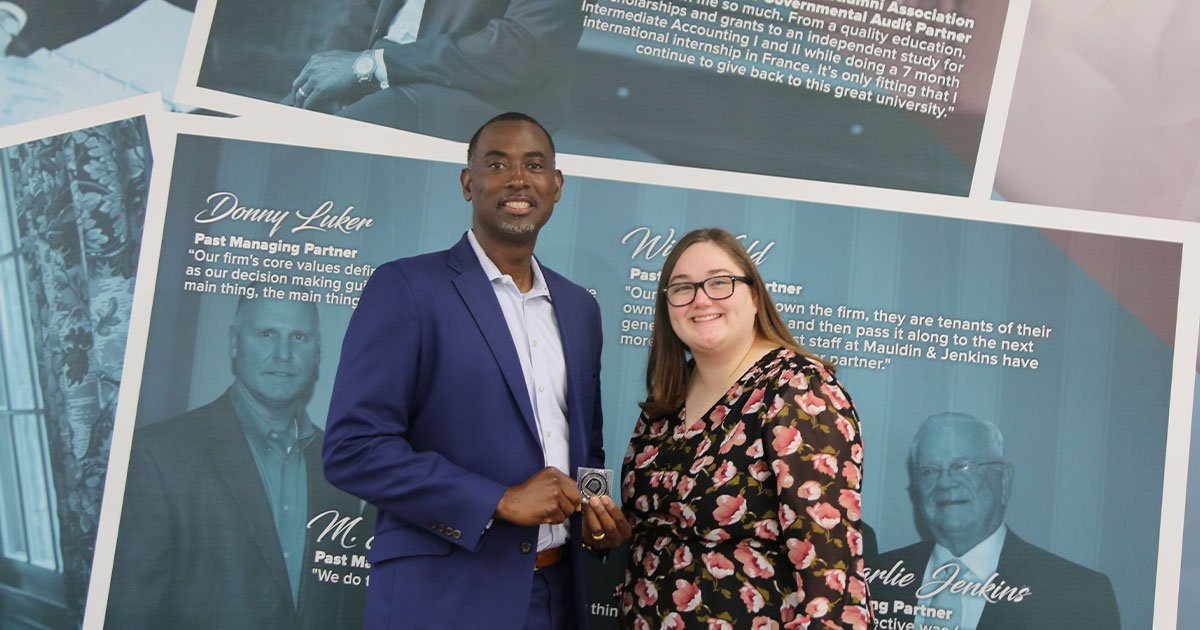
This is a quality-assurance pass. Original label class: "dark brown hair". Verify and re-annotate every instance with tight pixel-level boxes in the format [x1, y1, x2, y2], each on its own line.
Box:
[640, 227, 830, 417]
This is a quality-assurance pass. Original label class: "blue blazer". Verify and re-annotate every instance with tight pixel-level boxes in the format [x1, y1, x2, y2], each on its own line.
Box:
[323, 233, 604, 630]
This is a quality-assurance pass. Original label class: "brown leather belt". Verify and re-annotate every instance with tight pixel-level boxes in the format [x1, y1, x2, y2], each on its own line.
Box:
[534, 546, 565, 569]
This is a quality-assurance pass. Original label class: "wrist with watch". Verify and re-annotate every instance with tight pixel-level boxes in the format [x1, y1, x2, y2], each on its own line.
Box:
[352, 50, 378, 85]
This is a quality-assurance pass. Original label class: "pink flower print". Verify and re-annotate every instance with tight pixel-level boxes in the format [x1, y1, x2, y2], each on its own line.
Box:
[704, 528, 731, 545]
[621, 589, 634, 614]
[719, 421, 747, 454]
[747, 438, 764, 458]
[740, 582, 766, 613]
[846, 527, 863, 555]
[669, 502, 697, 528]
[749, 460, 771, 482]
[835, 416, 856, 442]
[622, 470, 636, 501]
[663, 471, 679, 489]
[734, 544, 775, 579]
[820, 383, 850, 409]
[767, 394, 786, 420]
[753, 519, 780, 540]
[772, 460, 795, 489]
[702, 551, 736, 579]
[783, 615, 811, 630]
[850, 443, 863, 464]
[796, 391, 827, 416]
[683, 422, 704, 439]
[745, 387, 766, 414]
[633, 616, 651, 630]
[778, 369, 795, 385]
[847, 576, 867, 603]
[631, 415, 647, 438]
[634, 445, 659, 468]
[690, 455, 715, 475]
[812, 454, 838, 477]
[708, 620, 734, 630]
[654, 536, 671, 550]
[772, 425, 804, 456]
[649, 471, 663, 488]
[672, 579, 702, 612]
[634, 495, 649, 512]
[752, 617, 781, 630]
[842, 460, 862, 488]
[797, 480, 822, 501]
[806, 502, 842, 530]
[662, 612, 686, 629]
[713, 461, 737, 487]
[673, 545, 693, 570]
[805, 596, 830, 618]
[838, 489, 861, 521]
[623, 442, 636, 465]
[787, 539, 815, 569]
[841, 605, 871, 630]
[697, 436, 713, 457]
[634, 578, 658, 607]
[779, 504, 797, 529]
[678, 475, 696, 499]
[649, 419, 668, 438]
[642, 552, 660, 576]
[710, 404, 729, 424]
[781, 591, 800, 622]
[824, 568, 847, 593]
[712, 495, 747, 525]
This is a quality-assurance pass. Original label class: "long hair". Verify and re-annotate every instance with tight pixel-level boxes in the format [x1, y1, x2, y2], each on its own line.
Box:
[640, 228, 830, 417]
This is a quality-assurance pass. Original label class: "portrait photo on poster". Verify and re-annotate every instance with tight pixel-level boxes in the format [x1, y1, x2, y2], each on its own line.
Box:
[186, 0, 1011, 195]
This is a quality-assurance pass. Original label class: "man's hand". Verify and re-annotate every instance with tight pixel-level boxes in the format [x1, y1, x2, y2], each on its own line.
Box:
[290, 50, 372, 113]
[581, 495, 632, 550]
[494, 467, 581, 527]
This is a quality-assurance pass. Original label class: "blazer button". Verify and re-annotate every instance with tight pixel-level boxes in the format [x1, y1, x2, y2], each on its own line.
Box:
[520, 542, 533, 553]
[452, 529, 462, 539]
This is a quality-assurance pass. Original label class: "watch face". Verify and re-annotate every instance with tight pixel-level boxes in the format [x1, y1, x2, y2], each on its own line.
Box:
[354, 54, 375, 78]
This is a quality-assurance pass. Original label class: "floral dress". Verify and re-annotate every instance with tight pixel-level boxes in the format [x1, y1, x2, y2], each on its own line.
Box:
[618, 348, 874, 630]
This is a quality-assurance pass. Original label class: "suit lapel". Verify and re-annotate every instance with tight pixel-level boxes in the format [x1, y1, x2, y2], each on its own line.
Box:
[206, 394, 294, 608]
[544, 268, 588, 472]
[448, 237, 540, 442]
[370, 0, 402, 46]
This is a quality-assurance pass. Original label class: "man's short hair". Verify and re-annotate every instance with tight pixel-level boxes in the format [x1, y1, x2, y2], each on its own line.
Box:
[466, 112, 556, 161]
[907, 412, 1005, 468]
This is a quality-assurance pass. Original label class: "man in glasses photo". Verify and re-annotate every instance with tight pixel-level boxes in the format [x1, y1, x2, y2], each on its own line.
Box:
[869, 412, 1120, 630]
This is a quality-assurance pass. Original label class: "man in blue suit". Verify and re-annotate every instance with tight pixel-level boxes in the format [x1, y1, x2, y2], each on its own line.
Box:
[324, 112, 626, 630]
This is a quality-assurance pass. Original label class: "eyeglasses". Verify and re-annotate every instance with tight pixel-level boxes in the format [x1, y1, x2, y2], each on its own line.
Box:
[662, 275, 753, 307]
[912, 460, 1004, 487]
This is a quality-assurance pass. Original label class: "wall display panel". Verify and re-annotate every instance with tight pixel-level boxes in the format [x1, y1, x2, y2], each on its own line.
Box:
[0, 97, 159, 628]
[178, 0, 1016, 196]
[83, 117, 1198, 629]
[0, 0, 195, 128]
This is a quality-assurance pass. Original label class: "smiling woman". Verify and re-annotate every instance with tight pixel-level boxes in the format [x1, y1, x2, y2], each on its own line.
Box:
[617, 227, 875, 630]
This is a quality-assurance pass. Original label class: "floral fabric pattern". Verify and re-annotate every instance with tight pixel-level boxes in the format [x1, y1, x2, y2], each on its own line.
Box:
[4, 117, 150, 620]
[619, 348, 874, 630]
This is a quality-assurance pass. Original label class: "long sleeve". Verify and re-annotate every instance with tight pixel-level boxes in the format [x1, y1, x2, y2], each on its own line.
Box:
[763, 356, 874, 630]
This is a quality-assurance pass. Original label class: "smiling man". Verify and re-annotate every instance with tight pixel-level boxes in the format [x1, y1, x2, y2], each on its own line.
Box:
[869, 413, 1120, 630]
[106, 295, 366, 629]
[323, 112, 616, 630]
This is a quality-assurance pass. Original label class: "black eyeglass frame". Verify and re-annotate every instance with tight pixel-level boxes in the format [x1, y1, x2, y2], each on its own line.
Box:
[661, 275, 754, 307]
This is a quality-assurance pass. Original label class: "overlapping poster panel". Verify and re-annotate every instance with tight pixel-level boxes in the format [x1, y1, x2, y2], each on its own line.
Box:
[180, 0, 1013, 195]
[78, 118, 1194, 629]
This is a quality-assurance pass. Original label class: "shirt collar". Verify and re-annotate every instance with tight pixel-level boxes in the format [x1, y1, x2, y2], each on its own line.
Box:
[929, 523, 1007, 579]
[467, 229, 551, 299]
[230, 382, 315, 448]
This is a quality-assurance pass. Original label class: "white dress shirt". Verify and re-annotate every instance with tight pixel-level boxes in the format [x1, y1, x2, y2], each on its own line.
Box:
[467, 230, 570, 552]
[916, 524, 1008, 630]
[371, 0, 426, 87]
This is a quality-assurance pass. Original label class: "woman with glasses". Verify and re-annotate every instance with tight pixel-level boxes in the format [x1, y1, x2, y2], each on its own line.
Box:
[612, 228, 874, 630]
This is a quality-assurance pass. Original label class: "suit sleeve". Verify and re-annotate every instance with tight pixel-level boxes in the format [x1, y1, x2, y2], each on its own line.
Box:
[104, 437, 173, 629]
[323, 263, 507, 552]
[373, 0, 583, 97]
[763, 357, 874, 629]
